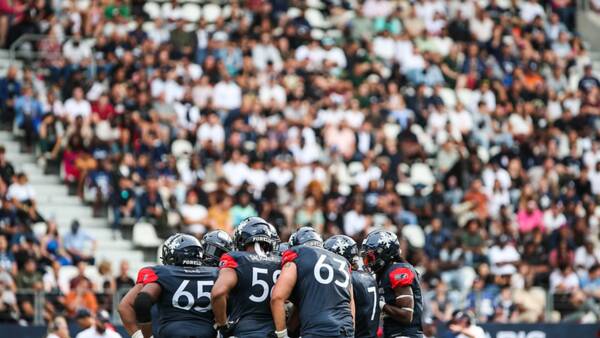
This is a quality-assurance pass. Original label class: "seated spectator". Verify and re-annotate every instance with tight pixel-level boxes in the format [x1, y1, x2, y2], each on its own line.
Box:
[63, 221, 96, 265]
[64, 279, 97, 319]
[110, 177, 136, 236]
[230, 191, 257, 228]
[6, 173, 43, 225]
[517, 200, 544, 234]
[15, 258, 42, 322]
[488, 235, 520, 276]
[14, 86, 43, 149]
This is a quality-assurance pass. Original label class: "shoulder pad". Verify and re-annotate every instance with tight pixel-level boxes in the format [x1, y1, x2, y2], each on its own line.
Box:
[281, 249, 298, 266]
[388, 266, 414, 289]
[219, 253, 239, 269]
[136, 266, 159, 285]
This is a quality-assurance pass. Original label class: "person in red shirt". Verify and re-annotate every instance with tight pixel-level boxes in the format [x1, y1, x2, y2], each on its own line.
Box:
[91, 94, 116, 122]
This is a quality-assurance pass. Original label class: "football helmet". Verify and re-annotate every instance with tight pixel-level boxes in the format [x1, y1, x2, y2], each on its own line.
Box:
[323, 235, 359, 268]
[233, 216, 277, 252]
[161, 233, 203, 267]
[200, 230, 234, 267]
[289, 226, 323, 247]
[360, 230, 401, 273]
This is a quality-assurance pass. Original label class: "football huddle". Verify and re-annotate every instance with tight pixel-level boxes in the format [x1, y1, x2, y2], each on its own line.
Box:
[117, 217, 423, 338]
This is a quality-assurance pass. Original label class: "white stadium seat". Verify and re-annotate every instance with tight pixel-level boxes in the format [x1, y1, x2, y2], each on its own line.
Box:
[133, 222, 163, 248]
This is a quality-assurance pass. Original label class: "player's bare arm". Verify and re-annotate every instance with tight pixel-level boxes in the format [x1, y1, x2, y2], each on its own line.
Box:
[134, 282, 162, 338]
[271, 261, 297, 337]
[382, 285, 414, 324]
[118, 283, 143, 336]
[210, 267, 238, 326]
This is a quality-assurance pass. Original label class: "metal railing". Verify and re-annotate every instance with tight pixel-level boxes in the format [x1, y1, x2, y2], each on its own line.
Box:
[14, 288, 130, 325]
[8, 34, 97, 78]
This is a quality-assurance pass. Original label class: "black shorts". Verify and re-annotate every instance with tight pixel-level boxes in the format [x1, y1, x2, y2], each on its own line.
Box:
[157, 321, 216, 338]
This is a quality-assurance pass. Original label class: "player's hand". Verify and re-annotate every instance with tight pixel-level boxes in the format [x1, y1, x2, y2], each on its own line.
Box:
[214, 322, 235, 338]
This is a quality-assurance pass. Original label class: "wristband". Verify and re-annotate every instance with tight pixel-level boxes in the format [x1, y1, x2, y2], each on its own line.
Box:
[379, 299, 387, 310]
[131, 330, 143, 338]
[275, 329, 289, 338]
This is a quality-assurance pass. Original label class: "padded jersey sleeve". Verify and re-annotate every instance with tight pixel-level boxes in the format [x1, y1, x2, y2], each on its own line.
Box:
[136, 266, 159, 285]
[281, 249, 298, 266]
[388, 266, 415, 289]
[219, 253, 239, 269]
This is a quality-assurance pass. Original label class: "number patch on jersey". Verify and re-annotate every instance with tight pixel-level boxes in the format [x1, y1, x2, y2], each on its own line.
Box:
[314, 254, 350, 288]
[172, 279, 214, 312]
[249, 267, 281, 303]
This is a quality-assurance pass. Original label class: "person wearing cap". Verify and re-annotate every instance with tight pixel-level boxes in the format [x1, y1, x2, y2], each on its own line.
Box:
[76, 310, 121, 338]
[444, 311, 485, 338]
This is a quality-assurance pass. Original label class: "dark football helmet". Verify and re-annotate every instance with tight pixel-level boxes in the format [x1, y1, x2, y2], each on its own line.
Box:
[323, 235, 359, 268]
[360, 230, 401, 273]
[161, 233, 203, 267]
[275, 241, 290, 256]
[289, 226, 323, 247]
[200, 230, 234, 267]
[233, 216, 277, 252]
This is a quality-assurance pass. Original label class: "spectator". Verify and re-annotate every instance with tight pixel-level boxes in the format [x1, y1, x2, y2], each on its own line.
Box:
[64, 279, 98, 319]
[15, 258, 42, 322]
[6, 173, 42, 224]
[115, 260, 133, 291]
[46, 316, 70, 338]
[63, 221, 96, 265]
[75, 310, 121, 338]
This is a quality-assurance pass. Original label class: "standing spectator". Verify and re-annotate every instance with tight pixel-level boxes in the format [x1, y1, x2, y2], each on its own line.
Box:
[115, 261, 133, 291]
[64, 280, 98, 319]
[15, 258, 42, 322]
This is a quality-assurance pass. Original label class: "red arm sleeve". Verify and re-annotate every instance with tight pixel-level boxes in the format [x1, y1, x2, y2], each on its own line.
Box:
[281, 250, 298, 266]
[389, 267, 415, 289]
[136, 267, 158, 285]
[219, 253, 238, 269]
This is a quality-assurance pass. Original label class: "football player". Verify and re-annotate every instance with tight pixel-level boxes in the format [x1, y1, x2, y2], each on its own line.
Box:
[271, 227, 355, 338]
[211, 217, 281, 338]
[119, 231, 233, 338]
[324, 235, 379, 338]
[361, 230, 424, 338]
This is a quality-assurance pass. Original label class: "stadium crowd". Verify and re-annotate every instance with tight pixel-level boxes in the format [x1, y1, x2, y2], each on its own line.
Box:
[0, 0, 600, 332]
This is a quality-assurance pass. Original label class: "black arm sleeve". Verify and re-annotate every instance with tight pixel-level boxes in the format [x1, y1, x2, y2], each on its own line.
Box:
[133, 291, 153, 324]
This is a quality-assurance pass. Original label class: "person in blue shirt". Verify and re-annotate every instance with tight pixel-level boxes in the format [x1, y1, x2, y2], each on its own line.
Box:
[14, 86, 43, 149]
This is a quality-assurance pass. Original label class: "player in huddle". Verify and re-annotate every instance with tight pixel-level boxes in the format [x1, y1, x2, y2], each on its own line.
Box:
[324, 235, 380, 338]
[361, 230, 424, 338]
[271, 227, 355, 338]
[118, 231, 233, 338]
[211, 216, 282, 338]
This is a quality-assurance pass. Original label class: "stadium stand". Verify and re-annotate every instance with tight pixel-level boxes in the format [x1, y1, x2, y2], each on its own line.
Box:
[0, 0, 600, 333]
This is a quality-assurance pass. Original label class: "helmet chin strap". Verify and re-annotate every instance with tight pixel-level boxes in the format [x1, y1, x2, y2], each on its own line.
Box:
[254, 242, 266, 257]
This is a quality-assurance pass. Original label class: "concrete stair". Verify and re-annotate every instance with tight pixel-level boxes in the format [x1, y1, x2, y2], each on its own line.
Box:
[0, 131, 150, 272]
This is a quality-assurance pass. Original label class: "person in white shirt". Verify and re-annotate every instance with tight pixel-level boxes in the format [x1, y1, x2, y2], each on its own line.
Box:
[212, 74, 242, 111]
[322, 38, 347, 71]
[373, 30, 396, 61]
[259, 77, 287, 109]
[76, 311, 121, 338]
[196, 112, 225, 150]
[519, 0, 546, 23]
[63, 87, 92, 123]
[62, 34, 92, 65]
[47, 316, 70, 338]
[179, 190, 208, 235]
[343, 200, 370, 237]
[488, 235, 521, 275]
[222, 150, 249, 188]
[252, 33, 283, 71]
[295, 39, 325, 71]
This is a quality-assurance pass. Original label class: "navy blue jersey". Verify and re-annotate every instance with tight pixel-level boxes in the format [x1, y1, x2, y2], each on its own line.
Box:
[282, 246, 354, 337]
[352, 270, 380, 338]
[219, 251, 281, 337]
[137, 265, 218, 338]
[379, 262, 423, 338]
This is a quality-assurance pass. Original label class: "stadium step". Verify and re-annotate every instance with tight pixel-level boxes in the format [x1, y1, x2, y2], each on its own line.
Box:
[0, 130, 154, 273]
